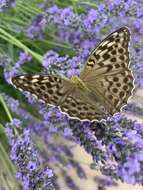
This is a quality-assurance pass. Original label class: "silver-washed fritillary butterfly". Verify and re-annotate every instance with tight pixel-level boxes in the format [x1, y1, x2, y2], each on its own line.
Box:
[12, 27, 134, 121]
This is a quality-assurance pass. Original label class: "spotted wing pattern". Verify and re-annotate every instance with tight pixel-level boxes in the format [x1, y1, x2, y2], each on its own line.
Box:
[80, 27, 134, 114]
[87, 70, 133, 115]
[59, 89, 110, 121]
[12, 74, 110, 121]
[11, 27, 134, 121]
[12, 75, 73, 106]
[80, 27, 131, 80]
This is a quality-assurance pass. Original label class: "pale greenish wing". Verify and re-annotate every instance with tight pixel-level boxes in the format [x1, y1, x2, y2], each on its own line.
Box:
[59, 86, 111, 121]
[86, 70, 133, 115]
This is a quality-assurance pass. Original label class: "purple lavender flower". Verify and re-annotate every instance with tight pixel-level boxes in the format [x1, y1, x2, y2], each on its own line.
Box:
[1, 0, 143, 188]
[27, 161, 38, 172]
[123, 102, 143, 117]
[43, 50, 69, 74]
[11, 118, 21, 127]
[137, 7, 143, 17]
[83, 9, 97, 32]
[46, 6, 82, 28]
[68, 114, 143, 184]
[0, 0, 15, 11]
[3, 51, 32, 84]
[2, 93, 30, 120]
[5, 121, 55, 190]
[63, 127, 72, 137]
[27, 15, 47, 39]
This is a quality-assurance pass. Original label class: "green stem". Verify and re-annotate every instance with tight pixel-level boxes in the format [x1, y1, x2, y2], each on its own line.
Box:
[43, 40, 77, 51]
[71, 0, 78, 13]
[17, 3, 38, 17]
[17, 1, 42, 14]
[72, 0, 97, 8]
[46, 33, 77, 51]
[0, 24, 22, 34]
[0, 96, 13, 123]
[0, 28, 43, 63]
[1, 17, 27, 26]
[0, 96, 18, 135]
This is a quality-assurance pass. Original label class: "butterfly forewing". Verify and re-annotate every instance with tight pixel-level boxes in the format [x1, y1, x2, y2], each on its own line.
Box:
[12, 75, 73, 106]
[80, 27, 130, 81]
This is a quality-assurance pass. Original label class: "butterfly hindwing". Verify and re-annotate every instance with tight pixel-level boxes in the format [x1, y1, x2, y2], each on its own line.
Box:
[86, 70, 134, 114]
[59, 89, 110, 121]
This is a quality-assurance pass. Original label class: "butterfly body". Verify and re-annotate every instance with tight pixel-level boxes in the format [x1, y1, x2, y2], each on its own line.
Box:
[70, 75, 89, 91]
[12, 27, 134, 121]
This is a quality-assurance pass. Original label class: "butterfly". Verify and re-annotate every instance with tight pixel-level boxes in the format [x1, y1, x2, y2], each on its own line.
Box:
[12, 27, 134, 121]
